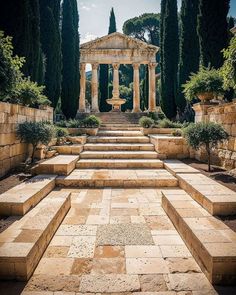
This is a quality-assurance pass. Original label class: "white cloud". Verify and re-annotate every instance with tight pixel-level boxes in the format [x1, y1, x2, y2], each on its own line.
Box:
[81, 33, 97, 44]
[81, 5, 90, 11]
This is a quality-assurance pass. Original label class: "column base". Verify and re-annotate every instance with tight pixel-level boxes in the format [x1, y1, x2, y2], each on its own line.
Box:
[91, 109, 100, 113]
[132, 108, 141, 113]
[78, 108, 86, 113]
[148, 108, 156, 113]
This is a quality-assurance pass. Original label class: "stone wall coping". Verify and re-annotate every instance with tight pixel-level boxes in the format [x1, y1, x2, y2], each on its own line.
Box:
[0, 101, 54, 115]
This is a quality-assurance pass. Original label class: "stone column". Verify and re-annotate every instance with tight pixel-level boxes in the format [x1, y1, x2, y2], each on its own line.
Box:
[148, 63, 157, 112]
[132, 63, 140, 112]
[91, 63, 99, 112]
[79, 63, 86, 112]
[112, 63, 120, 99]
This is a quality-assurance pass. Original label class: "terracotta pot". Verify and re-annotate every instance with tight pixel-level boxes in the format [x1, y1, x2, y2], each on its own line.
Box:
[197, 92, 214, 102]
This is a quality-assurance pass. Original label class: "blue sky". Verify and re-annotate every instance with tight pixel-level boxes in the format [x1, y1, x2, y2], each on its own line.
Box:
[79, 0, 236, 44]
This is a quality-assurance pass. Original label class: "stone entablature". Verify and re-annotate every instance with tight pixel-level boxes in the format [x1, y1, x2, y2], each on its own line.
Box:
[193, 101, 236, 169]
[79, 32, 159, 113]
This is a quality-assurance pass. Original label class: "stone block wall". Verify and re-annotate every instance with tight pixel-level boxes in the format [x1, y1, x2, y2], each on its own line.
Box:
[0, 102, 53, 178]
[193, 101, 236, 169]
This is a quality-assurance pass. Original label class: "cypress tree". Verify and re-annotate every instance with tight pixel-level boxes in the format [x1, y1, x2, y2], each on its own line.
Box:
[39, 0, 62, 108]
[99, 8, 117, 112]
[198, 0, 230, 69]
[0, 0, 42, 83]
[61, 0, 80, 119]
[160, 0, 178, 119]
[177, 0, 200, 113]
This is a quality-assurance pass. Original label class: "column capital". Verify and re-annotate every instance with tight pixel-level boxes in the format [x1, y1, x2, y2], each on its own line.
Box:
[80, 63, 86, 71]
[92, 63, 99, 70]
[148, 62, 158, 70]
[112, 63, 120, 70]
[132, 63, 140, 70]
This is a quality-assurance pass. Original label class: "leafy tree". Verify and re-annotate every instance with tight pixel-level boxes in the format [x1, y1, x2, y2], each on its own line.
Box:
[0, 0, 43, 83]
[178, 0, 200, 113]
[39, 0, 62, 108]
[17, 121, 55, 162]
[198, 0, 230, 69]
[160, 0, 179, 119]
[183, 122, 228, 171]
[99, 8, 117, 112]
[61, 0, 80, 119]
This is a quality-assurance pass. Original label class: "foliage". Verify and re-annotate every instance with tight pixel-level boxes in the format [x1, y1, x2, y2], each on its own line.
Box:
[120, 84, 133, 111]
[182, 68, 225, 101]
[0, 31, 24, 99]
[83, 115, 101, 128]
[139, 116, 154, 128]
[56, 115, 101, 128]
[157, 118, 184, 129]
[99, 7, 116, 112]
[55, 127, 68, 138]
[221, 37, 236, 90]
[0, 0, 43, 83]
[17, 121, 55, 162]
[183, 122, 229, 171]
[178, 0, 200, 113]
[61, 0, 80, 119]
[172, 129, 183, 137]
[160, 0, 179, 119]
[39, 0, 62, 108]
[198, 0, 230, 69]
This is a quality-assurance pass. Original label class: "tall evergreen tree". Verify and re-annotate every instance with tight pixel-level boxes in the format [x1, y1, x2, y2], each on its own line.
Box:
[198, 0, 230, 69]
[177, 0, 200, 113]
[160, 0, 179, 119]
[39, 0, 62, 108]
[0, 0, 42, 83]
[61, 0, 80, 119]
[99, 8, 117, 112]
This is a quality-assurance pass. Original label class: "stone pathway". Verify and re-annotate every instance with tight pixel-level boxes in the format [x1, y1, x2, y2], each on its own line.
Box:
[22, 188, 217, 294]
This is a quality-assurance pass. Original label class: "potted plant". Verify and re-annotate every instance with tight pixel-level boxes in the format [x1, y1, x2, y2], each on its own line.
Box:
[182, 68, 225, 102]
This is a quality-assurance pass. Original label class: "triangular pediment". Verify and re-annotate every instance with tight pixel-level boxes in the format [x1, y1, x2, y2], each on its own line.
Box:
[80, 32, 159, 52]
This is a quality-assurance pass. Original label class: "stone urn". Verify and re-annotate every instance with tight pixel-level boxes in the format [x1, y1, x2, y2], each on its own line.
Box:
[106, 97, 126, 112]
[197, 92, 215, 102]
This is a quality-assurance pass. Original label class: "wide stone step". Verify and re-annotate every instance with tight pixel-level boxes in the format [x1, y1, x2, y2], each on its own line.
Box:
[88, 136, 150, 143]
[80, 151, 158, 159]
[164, 159, 200, 176]
[0, 175, 56, 216]
[162, 189, 236, 285]
[53, 145, 83, 155]
[76, 159, 164, 169]
[177, 173, 236, 216]
[84, 143, 154, 151]
[56, 169, 178, 188]
[0, 190, 71, 281]
[99, 126, 141, 131]
[97, 130, 143, 137]
[35, 155, 79, 175]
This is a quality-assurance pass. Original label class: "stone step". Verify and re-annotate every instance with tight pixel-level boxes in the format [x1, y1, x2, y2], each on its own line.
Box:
[177, 173, 236, 216]
[88, 136, 150, 143]
[56, 169, 178, 188]
[80, 151, 158, 159]
[164, 159, 200, 176]
[97, 130, 143, 137]
[99, 126, 141, 131]
[84, 143, 154, 151]
[0, 175, 56, 216]
[101, 123, 140, 127]
[76, 159, 164, 169]
[35, 155, 79, 175]
[162, 189, 236, 285]
[53, 145, 83, 155]
[0, 190, 71, 281]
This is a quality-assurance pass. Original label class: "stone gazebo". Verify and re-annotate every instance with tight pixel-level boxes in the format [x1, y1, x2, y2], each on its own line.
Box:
[78, 32, 159, 113]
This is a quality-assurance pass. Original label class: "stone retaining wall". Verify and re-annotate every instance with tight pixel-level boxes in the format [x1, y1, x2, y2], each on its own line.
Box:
[193, 101, 236, 169]
[0, 102, 53, 178]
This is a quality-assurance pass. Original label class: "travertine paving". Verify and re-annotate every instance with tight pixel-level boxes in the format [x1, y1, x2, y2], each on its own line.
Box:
[22, 188, 216, 294]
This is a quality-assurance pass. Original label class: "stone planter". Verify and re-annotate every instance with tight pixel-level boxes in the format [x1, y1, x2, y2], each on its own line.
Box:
[67, 128, 98, 136]
[197, 92, 214, 102]
[142, 127, 177, 136]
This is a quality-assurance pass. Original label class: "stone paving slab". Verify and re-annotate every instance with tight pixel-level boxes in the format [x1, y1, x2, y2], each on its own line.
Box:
[80, 151, 159, 159]
[35, 155, 79, 175]
[56, 169, 178, 188]
[0, 174, 56, 216]
[164, 159, 199, 176]
[177, 173, 236, 215]
[0, 191, 71, 281]
[162, 189, 236, 284]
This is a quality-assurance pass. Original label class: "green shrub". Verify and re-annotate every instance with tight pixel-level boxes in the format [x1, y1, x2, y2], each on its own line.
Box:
[17, 121, 55, 162]
[139, 116, 154, 128]
[183, 122, 228, 171]
[182, 68, 224, 101]
[83, 115, 101, 128]
[66, 119, 81, 128]
[157, 118, 183, 128]
[172, 129, 183, 137]
[56, 120, 68, 128]
[55, 127, 68, 138]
